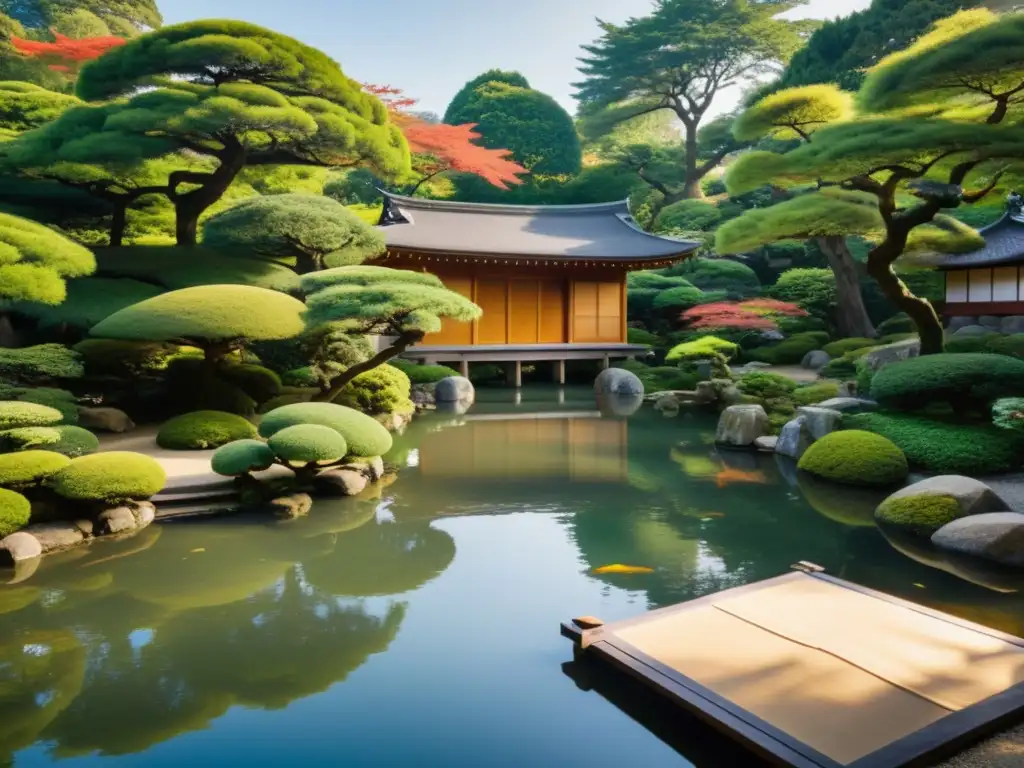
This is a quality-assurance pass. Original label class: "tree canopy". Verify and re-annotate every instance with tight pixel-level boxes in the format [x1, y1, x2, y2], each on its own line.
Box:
[201, 194, 385, 274]
[0, 80, 78, 137]
[0, 1, 162, 37]
[0, 210, 95, 305]
[443, 69, 530, 124]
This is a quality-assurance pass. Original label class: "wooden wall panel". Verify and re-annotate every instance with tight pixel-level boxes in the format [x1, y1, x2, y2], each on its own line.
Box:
[572, 278, 625, 342]
[510, 280, 541, 343]
[994, 267, 1019, 302]
[539, 280, 567, 343]
[969, 268, 993, 303]
[477, 278, 509, 344]
[422, 276, 473, 345]
[946, 272, 968, 303]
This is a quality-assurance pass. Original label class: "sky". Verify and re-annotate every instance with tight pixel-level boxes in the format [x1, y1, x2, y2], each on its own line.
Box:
[162, 0, 872, 119]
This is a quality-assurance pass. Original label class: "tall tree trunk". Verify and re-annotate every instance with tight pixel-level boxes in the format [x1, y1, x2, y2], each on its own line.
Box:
[293, 251, 321, 275]
[681, 125, 706, 201]
[867, 243, 943, 354]
[314, 331, 420, 403]
[173, 146, 247, 246]
[109, 200, 128, 247]
[817, 235, 875, 338]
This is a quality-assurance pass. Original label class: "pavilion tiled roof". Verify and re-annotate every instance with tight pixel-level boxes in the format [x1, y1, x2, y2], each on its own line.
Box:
[933, 195, 1024, 269]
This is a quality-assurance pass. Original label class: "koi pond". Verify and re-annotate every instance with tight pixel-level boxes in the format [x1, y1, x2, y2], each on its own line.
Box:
[2, 386, 1022, 767]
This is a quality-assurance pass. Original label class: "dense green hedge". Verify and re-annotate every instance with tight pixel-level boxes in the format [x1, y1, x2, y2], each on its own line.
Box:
[51, 452, 167, 503]
[0, 344, 83, 385]
[668, 258, 760, 295]
[798, 431, 908, 487]
[268, 424, 349, 464]
[870, 354, 1024, 411]
[390, 359, 461, 384]
[156, 411, 258, 450]
[0, 425, 99, 457]
[748, 331, 831, 365]
[0, 450, 71, 489]
[0, 487, 30, 537]
[737, 372, 798, 400]
[843, 412, 1024, 474]
[626, 328, 664, 346]
[337, 365, 412, 415]
[259, 402, 393, 457]
[211, 439, 276, 477]
[823, 338, 876, 358]
[614, 360, 699, 392]
[792, 382, 841, 406]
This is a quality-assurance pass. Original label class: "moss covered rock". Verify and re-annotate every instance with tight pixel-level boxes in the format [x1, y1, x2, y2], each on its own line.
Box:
[0, 425, 100, 457]
[258, 402, 393, 457]
[51, 452, 166, 503]
[268, 424, 349, 465]
[0, 450, 71, 489]
[798, 430, 908, 487]
[211, 439, 276, 477]
[337, 364, 413, 415]
[0, 488, 30, 537]
[0, 401, 64, 430]
[875, 494, 964, 537]
[156, 411, 258, 450]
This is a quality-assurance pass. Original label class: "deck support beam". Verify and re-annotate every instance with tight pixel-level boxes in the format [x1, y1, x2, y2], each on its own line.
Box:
[601, 354, 611, 370]
[513, 360, 523, 388]
[459, 360, 470, 378]
[553, 360, 566, 385]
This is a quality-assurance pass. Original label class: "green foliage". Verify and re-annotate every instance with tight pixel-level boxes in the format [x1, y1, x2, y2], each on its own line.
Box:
[249, 337, 311, 376]
[258, 402, 393, 457]
[626, 328, 664, 346]
[820, 346, 876, 380]
[944, 334, 999, 354]
[614, 359, 699, 393]
[0, 344, 83, 384]
[855, 357, 875, 395]
[444, 69, 530, 123]
[749, 331, 831, 365]
[651, 285, 711, 313]
[823, 338, 876, 358]
[0, 449, 70, 489]
[665, 335, 738, 364]
[91, 285, 307, 345]
[95, 248, 301, 292]
[389, 359, 461, 385]
[0, 487, 29, 537]
[875, 494, 964, 537]
[667, 258, 760, 295]
[0, 212, 95, 305]
[0, 400, 62, 429]
[268, 423, 349, 465]
[72, 339, 196, 378]
[844, 411, 1024, 474]
[0, 81, 79, 134]
[300, 265, 443, 293]
[13, 277, 164, 330]
[5, 386, 78, 424]
[737, 372, 798, 400]
[201, 194, 386, 271]
[300, 323, 374, 390]
[992, 398, 1024, 433]
[211, 439, 276, 477]
[792, 381, 841, 406]
[156, 411, 258, 450]
[219, 365, 282, 405]
[626, 272, 694, 291]
[50, 451, 166, 503]
[798, 430, 908, 487]
[877, 313, 915, 336]
[769, 268, 837, 318]
[0, 425, 99, 457]
[654, 200, 722, 233]
[732, 85, 855, 142]
[336, 364, 412, 415]
[985, 334, 1024, 359]
[870, 353, 1024, 410]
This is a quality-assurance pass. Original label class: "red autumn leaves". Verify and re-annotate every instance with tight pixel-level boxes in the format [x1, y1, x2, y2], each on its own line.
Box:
[682, 299, 807, 332]
[364, 84, 526, 190]
[10, 31, 126, 74]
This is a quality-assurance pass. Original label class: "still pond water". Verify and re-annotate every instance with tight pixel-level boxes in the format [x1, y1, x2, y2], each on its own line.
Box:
[2, 387, 1023, 767]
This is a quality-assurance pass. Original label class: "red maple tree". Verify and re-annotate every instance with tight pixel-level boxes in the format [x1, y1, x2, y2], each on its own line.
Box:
[10, 31, 125, 75]
[682, 300, 806, 332]
[364, 84, 526, 193]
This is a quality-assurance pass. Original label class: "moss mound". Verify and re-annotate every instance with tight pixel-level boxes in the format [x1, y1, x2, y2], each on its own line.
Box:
[337, 364, 412, 415]
[798, 430, 908, 487]
[875, 494, 964, 537]
[0, 488, 30, 537]
[0, 426, 100, 457]
[258, 402, 392, 457]
[389, 359, 461, 384]
[51, 452, 167, 503]
[0, 401, 63, 430]
[843, 412, 1024, 474]
[737, 371, 798, 399]
[0, 450, 71, 488]
[870, 353, 1024, 410]
[211, 440, 276, 477]
[823, 338, 877, 358]
[268, 424, 349, 465]
[156, 411, 258, 450]
[792, 382, 841, 406]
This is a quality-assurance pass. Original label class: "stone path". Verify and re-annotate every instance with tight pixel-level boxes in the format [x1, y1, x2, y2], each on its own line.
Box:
[937, 724, 1024, 767]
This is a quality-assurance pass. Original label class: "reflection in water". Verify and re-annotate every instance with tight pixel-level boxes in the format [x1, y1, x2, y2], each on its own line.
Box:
[0, 386, 1022, 766]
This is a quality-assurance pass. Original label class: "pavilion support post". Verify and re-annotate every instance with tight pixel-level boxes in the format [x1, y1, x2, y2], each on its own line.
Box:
[459, 360, 470, 378]
[513, 360, 523, 388]
[601, 354, 611, 370]
[553, 360, 566, 385]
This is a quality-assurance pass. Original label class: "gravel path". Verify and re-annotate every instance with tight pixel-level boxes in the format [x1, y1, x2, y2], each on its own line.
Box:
[936, 723, 1024, 767]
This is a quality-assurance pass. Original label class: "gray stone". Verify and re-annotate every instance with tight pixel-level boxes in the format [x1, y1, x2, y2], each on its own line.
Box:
[98, 506, 138, 535]
[313, 470, 368, 497]
[73, 519, 93, 536]
[775, 453, 800, 488]
[714, 404, 769, 447]
[653, 394, 680, 416]
[695, 381, 718, 404]
[801, 350, 832, 370]
[594, 368, 644, 397]
[979, 315, 1003, 330]
[952, 324, 997, 338]
[133, 501, 156, 528]
[931, 512, 1024, 568]
[946, 316, 978, 333]
[883, 475, 1009, 519]
[410, 386, 436, 410]
[25, 522, 85, 554]
[1000, 315, 1024, 335]
[266, 493, 314, 519]
[366, 456, 385, 482]
[597, 393, 643, 418]
[815, 397, 876, 413]
[77, 406, 135, 433]
[776, 417, 812, 460]
[695, 360, 714, 380]
[434, 376, 476, 404]
[743, 361, 773, 369]
[754, 436, 779, 452]
[796, 406, 842, 440]
[862, 338, 920, 372]
[718, 385, 744, 407]
[759, 330, 785, 342]
[0, 531, 42, 565]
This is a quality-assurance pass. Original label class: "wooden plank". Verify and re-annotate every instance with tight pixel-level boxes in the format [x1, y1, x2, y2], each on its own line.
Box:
[510, 280, 540, 344]
[476, 278, 509, 344]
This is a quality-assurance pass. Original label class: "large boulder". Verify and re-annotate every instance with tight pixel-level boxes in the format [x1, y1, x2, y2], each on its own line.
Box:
[313, 469, 368, 497]
[861, 339, 921, 374]
[801, 350, 831, 370]
[0, 531, 42, 566]
[24, 522, 85, 554]
[875, 475, 1009, 537]
[931, 512, 1024, 569]
[653, 394, 681, 417]
[1000, 315, 1024, 335]
[978, 315, 1003, 331]
[714, 405, 769, 448]
[815, 397, 875, 413]
[776, 417, 812, 460]
[946, 316, 978, 333]
[795, 406, 842, 440]
[434, 376, 475, 404]
[78, 406, 135, 433]
[952, 324, 996, 338]
[595, 368, 644, 397]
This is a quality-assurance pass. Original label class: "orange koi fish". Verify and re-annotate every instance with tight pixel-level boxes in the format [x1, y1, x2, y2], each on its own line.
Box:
[593, 564, 655, 575]
[714, 468, 768, 489]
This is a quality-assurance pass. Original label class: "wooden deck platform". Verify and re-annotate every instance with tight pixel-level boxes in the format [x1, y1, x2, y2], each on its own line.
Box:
[562, 563, 1024, 768]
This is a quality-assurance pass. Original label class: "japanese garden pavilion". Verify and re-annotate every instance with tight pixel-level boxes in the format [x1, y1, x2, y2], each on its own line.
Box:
[373, 191, 700, 384]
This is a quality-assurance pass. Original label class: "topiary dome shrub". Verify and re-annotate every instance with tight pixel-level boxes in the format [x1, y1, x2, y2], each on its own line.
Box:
[665, 335, 738, 364]
[0, 401, 63, 430]
[870, 353, 1024, 411]
[797, 430, 908, 487]
[668, 258, 760, 295]
[875, 494, 964, 537]
[211, 439, 276, 477]
[653, 200, 723, 233]
[258, 402, 393, 457]
[268, 424, 349, 465]
[0, 344, 84, 385]
[337, 364, 412, 415]
[50, 452, 167, 503]
[0, 425, 99, 457]
[156, 411, 258, 450]
[0, 487, 30, 537]
[1, 387, 79, 424]
[0, 450, 71, 489]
